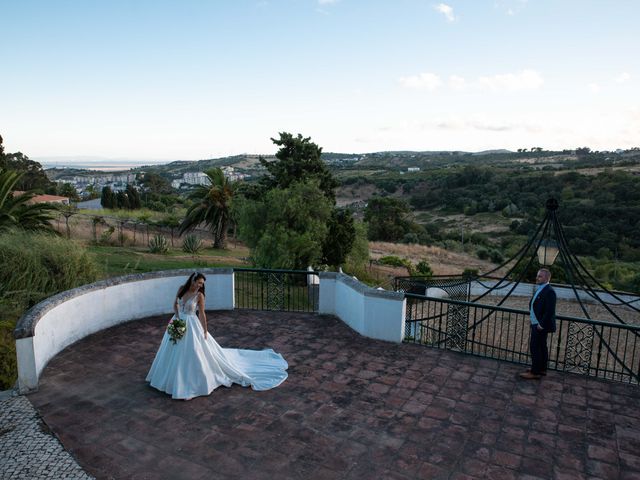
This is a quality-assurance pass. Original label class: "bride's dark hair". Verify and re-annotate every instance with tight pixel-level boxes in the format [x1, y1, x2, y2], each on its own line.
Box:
[177, 272, 206, 299]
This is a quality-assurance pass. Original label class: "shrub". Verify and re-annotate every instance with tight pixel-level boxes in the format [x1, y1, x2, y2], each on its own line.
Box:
[415, 260, 433, 277]
[378, 255, 414, 275]
[490, 250, 504, 264]
[378, 255, 407, 268]
[477, 248, 489, 260]
[0, 230, 99, 390]
[149, 235, 169, 254]
[182, 234, 203, 254]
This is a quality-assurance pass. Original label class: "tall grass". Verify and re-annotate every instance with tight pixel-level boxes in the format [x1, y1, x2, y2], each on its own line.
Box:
[0, 230, 100, 390]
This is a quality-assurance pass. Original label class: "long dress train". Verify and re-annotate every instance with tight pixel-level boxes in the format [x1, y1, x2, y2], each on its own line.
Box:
[146, 294, 288, 399]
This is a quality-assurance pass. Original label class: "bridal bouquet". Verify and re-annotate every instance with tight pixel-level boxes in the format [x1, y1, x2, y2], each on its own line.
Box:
[167, 317, 187, 344]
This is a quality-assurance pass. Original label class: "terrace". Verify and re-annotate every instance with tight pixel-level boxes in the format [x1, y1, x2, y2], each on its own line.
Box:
[4, 269, 640, 479]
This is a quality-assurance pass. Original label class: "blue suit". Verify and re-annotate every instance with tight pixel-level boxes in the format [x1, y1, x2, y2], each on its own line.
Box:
[529, 284, 556, 374]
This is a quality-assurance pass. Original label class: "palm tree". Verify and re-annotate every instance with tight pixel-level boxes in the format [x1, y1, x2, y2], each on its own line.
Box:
[179, 168, 233, 249]
[0, 168, 57, 232]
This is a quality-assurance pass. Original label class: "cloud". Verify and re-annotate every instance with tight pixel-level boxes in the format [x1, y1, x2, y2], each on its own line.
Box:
[318, 0, 339, 4]
[398, 72, 443, 90]
[401, 69, 543, 93]
[615, 72, 631, 83]
[477, 69, 544, 91]
[433, 117, 532, 132]
[448, 75, 467, 90]
[434, 3, 456, 22]
[494, 0, 528, 16]
[588, 83, 601, 93]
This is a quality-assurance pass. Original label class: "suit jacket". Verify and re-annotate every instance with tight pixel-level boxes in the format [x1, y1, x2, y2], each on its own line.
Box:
[530, 284, 557, 333]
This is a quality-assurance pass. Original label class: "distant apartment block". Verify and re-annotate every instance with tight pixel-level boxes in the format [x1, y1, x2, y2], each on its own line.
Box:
[171, 167, 249, 189]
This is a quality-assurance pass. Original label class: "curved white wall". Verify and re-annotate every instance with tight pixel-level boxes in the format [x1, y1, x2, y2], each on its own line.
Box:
[14, 269, 234, 393]
[319, 272, 405, 343]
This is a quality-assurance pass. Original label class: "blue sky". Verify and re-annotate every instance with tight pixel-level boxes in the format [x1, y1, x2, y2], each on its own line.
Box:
[1, 0, 638, 161]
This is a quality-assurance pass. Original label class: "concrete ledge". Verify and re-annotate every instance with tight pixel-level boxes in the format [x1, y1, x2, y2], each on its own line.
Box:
[319, 272, 405, 343]
[13, 268, 234, 393]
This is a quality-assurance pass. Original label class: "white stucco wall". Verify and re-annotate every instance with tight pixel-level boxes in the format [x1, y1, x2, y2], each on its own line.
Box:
[15, 269, 234, 393]
[319, 272, 405, 343]
[470, 280, 638, 305]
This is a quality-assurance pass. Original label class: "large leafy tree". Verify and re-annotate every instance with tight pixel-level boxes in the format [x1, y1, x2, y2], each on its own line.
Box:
[236, 180, 332, 269]
[179, 168, 233, 249]
[0, 168, 57, 232]
[249, 132, 354, 267]
[0, 135, 53, 192]
[260, 132, 338, 201]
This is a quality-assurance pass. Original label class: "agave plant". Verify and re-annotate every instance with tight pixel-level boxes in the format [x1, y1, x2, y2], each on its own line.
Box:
[148, 234, 169, 254]
[182, 234, 203, 254]
[0, 168, 57, 232]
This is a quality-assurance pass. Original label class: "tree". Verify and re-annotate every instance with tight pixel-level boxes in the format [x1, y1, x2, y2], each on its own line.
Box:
[57, 182, 79, 201]
[0, 136, 53, 192]
[101, 186, 114, 209]
[364, 197, 412, 242]
[125, 184, 141, 209]
[116, 191, 130, 209]
[139, 172, 173, 195]
[58, 204, 78, 239]
[179, 168, 233, 249]
[236, 180, 332, 269]
[344, 221, 370, 275]
[260, 132, 338, 201]
[0, 168, 57, 232]
[321, 209, 356, 267]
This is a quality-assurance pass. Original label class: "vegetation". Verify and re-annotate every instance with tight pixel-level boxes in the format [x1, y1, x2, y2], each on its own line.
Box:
[182, 234, 203, 254]
[148, 234, 169, 254]
[236, 180, 332, 269]
[100, 184, 142, 209]
[0, 230, 100, 389]
[0, 168, 58, 232]
[179, 168, 233, 249]
[0, 134, 53, 192]
[236, 133, 357, 270]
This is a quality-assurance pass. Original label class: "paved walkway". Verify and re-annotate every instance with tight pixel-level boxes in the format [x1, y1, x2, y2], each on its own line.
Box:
[24, 311, 640, 479]
[0, 392, 93, 479]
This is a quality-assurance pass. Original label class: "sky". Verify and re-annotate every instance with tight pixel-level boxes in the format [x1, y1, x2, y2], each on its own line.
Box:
[1, 0, 639, 162]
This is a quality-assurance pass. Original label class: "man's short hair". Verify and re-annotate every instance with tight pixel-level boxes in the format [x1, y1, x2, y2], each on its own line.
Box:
[538, 268, 551, 280]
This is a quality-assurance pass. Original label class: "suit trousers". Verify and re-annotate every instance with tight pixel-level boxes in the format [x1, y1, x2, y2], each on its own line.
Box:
[530, 326, 549, 374]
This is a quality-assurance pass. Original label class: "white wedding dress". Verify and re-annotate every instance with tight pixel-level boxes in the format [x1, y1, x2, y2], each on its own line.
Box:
[146, 293, 288, 399]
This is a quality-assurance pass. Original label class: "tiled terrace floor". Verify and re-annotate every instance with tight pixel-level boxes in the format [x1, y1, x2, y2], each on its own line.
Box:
[29, 311, 640, 480]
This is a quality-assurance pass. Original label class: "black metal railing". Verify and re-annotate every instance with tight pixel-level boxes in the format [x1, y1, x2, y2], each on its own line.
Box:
[404, 294, 640, 384]
[234, 268, 319, 313]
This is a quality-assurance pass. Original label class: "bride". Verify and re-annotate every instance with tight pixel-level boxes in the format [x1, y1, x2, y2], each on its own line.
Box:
[146, 272, 288, 399]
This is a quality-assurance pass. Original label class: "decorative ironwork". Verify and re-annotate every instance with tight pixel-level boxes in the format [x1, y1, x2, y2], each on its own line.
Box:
[394, 198, 640, 386]
[234, 268, 319, 313]
[403, 294, 640, 385]
[266, 272, 285, 310]
[446, 302, 468, 351]
[565, 322, 595, 374]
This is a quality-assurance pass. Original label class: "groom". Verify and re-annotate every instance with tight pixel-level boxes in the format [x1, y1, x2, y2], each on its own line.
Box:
[520, 268, 556, 380]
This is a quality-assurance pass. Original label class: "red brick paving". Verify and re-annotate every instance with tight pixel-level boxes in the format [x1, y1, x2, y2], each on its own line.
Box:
[28, 310, 640, 479]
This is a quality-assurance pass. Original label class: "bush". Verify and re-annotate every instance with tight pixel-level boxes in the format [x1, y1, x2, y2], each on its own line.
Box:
[490, 250, 504, 264]
[149, 235, 169, 254]
[415, 260, 433, 277]
[182, 235, 203, 254]
[0, 230, 99, 390]
[477, 248, 489, 260]
[378, 255, 414, 275]
[378, 255, 407, 268]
